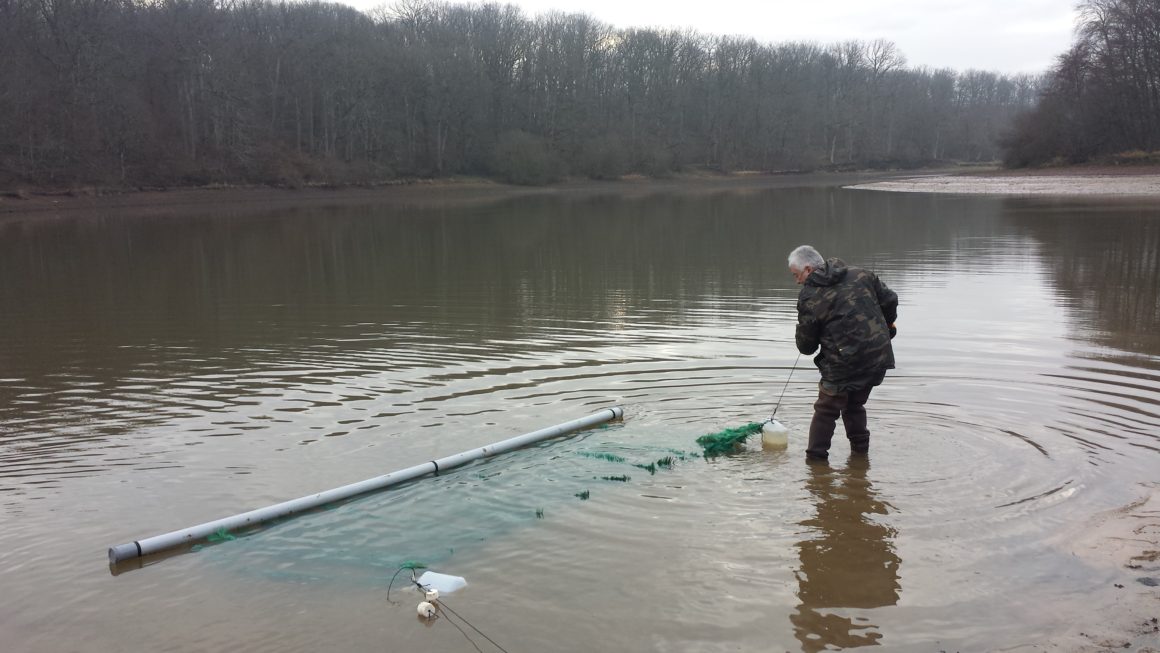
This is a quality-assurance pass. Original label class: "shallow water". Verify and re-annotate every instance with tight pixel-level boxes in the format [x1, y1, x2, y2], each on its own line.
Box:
[1, 183, 1158, 652]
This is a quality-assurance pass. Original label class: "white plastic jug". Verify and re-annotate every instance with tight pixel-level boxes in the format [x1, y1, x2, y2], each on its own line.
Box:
[761, 419, 789, 450]
[417, 571, 467, 595]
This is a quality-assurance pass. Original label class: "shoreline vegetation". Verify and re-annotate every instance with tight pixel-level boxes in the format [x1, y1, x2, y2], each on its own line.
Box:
[0, 0, 1039, 192]
[3, 0, 1154, 198]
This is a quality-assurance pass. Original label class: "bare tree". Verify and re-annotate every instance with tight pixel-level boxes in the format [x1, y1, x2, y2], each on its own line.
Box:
[0, 0, 1043, 188]
[1004, 0, 1159, 166]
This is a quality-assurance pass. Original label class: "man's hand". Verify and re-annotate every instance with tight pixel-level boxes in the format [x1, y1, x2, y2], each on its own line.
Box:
[889, 323, 897, 339]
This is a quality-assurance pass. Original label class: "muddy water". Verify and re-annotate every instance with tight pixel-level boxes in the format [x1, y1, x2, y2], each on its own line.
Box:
[1, 184, 1157, 652]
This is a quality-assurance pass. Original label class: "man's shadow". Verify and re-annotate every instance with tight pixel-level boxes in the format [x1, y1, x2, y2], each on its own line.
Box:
[790, 457, 901, 652]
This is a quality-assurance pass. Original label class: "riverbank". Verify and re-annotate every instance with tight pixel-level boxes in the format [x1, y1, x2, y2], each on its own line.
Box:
[0, 177, 521, 217]
[845, 164, 1160, 196]
[9, 164, 1160, 219]
[0, 169, 930, 218]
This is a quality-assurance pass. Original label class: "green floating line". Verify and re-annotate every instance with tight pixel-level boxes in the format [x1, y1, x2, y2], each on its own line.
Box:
[598, 475, 631, 482]
[578, 451, 627, 463]
[399, 560, 428, 570]
[633, 456, 681, 475]
[575, 490, 590, 500]
[580, 449, 681, 476]
[696, 422, 763, 457]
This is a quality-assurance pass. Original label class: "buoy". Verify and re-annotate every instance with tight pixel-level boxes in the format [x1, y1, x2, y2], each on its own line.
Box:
[761, 419, 789, 449]
[417, 601, 437, 618]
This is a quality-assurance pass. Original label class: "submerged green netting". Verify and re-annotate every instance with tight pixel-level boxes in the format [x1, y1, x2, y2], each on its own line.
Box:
[696, 422, 763, 457]
[576, 450, 696, 475]
[207, 527, 237, 542]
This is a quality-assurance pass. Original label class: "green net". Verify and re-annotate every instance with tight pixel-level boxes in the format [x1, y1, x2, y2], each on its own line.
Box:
[207, 527, 237, 542]
[578, 452, 627, 463]
[575, 449, 696, 475]
[696, 422, 763, 457]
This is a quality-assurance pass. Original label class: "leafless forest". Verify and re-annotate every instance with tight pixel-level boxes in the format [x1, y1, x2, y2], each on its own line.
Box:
[0, 0, 1050, 188]
[1003, 0, 1160, 167]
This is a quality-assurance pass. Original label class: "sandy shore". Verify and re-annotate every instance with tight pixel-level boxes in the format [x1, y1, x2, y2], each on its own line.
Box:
[1009, 484, 1160, 652]
[846, 166, 1160, 196]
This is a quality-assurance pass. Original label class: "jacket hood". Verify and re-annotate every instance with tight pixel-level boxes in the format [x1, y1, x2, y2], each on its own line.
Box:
[806, 258, 849, 287]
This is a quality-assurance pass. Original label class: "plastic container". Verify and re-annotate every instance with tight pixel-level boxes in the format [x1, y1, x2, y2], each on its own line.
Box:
[761, 419, 789, 450]
[417, 571, 467, 595]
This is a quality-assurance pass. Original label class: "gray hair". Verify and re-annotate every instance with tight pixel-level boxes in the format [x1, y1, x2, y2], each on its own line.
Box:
[787, 245, 825, 270]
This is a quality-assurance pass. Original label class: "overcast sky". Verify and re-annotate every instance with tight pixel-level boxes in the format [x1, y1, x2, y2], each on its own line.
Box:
[345, 0, 1080, 74]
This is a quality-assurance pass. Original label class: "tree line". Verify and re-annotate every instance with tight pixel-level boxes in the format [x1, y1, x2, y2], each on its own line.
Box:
[0, 0, 1042, 188]
[1002, 0, 1160, 167]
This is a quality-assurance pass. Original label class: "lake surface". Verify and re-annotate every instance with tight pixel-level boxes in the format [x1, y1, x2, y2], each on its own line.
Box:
[1, 181, 1158, 652]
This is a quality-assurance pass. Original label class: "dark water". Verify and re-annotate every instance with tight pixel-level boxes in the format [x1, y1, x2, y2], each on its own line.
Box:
[1, 183, 1158, 652]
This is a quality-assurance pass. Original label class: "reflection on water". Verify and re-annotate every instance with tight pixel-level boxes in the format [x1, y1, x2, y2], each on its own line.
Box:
[1006, 199, 1160, 357]
[792, 458, 900, 651]
[0, 184, 1158, 652]
[0, 188, 1003, 490]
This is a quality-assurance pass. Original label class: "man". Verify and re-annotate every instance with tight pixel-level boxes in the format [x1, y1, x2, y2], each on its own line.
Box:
[788, 245, 897, 460]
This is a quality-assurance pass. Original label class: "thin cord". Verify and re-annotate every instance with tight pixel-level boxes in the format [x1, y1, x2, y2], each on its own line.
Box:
[439, 608, 485, 653]
[395, 575, 509, 653]
[385, 566, 411, 604]
[437, 598, 511, 653]
[769, 352, 802, 421]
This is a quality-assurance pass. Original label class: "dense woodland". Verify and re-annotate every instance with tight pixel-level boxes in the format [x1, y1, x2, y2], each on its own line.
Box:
[0, 0, 1044, 188]
[1003, 0, 1160, 167]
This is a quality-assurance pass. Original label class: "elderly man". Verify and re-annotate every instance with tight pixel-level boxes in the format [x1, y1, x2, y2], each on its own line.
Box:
[788, 245, 897, 460]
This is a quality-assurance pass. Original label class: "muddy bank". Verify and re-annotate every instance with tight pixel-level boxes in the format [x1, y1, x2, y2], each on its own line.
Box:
[846, 166, 1160, 196]
[7, 165, 1160, 218]
[0, 178, 522, 218]
[1010, 484, 1160, 652]
[0, 170, 922, 219]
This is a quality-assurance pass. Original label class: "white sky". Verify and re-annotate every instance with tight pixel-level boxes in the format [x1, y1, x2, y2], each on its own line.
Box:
[345, 0, 1080, 74]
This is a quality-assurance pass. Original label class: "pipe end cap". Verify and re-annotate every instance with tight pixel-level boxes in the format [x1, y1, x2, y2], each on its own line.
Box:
[109, 542, 140, 564]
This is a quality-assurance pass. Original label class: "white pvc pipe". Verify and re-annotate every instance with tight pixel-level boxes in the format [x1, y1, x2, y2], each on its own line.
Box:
[109, 406, 623, 564]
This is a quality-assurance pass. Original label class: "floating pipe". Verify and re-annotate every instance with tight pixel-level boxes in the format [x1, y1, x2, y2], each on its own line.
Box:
[109, 406, 623, 565]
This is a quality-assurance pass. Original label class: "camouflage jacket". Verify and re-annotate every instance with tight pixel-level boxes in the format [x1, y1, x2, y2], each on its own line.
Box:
[796, 258, 898, 391]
